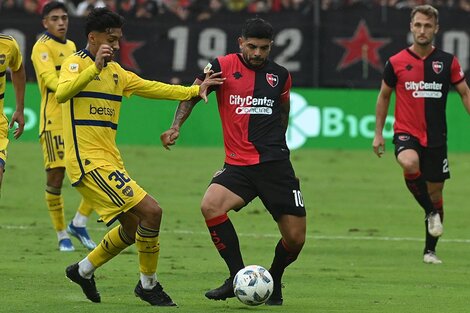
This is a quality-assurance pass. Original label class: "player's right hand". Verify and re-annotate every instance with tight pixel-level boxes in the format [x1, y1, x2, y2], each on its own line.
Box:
[160, 128, 180, 150]
[95, 44, 114, 71]
[372, 135, 385, 158]
[199, 71, 225, 103]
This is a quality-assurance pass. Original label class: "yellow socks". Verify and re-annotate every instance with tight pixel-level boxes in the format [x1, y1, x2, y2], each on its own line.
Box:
[88, 225, 133, 268]
[45, 186, 65, 232]
[136, 224, 160, 275]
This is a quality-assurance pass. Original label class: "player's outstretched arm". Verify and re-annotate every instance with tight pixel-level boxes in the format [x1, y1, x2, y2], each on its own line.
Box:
[9, 63, 26, 139]
[160, 98, 198, 150]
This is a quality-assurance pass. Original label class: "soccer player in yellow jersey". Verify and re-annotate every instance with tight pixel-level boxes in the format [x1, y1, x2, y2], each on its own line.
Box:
[58, 8, 224, 306]
[31, 1, 96, 252]
[0, 33, 25, 194]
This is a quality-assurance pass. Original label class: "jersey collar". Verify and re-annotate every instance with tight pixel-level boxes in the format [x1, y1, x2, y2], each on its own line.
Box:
[44, 31, 67, 44]
[406, 46, 436, 60]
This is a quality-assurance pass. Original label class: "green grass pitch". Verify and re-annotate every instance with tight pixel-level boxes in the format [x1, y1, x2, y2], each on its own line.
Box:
[1, 142, 470, 312]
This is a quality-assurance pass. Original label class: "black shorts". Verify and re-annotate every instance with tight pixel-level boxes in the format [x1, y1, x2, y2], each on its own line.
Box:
[393, 133, 450, 182]
[210, 159, 307, 221]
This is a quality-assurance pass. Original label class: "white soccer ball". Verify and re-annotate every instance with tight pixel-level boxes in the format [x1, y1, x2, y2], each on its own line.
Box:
[233, 265, 274, 306]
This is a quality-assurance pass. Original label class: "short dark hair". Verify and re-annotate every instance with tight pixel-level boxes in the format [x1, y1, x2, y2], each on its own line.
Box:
[241, 18, 273, 40]
[411, 5, 439, 24]
[85, 8, 125, 36]
[42, 1, 68, 18]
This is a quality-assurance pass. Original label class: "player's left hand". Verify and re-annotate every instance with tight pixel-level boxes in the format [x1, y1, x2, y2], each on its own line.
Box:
[199, 71, 225, 103]
[372, 135, 385, 158]
[160, 128, 180, 150]
[9, 110, 25, 139]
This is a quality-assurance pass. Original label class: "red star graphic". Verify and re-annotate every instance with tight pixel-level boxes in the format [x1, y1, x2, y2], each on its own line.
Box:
[118, 37, 145, 72]
[334, 20, 390, 71]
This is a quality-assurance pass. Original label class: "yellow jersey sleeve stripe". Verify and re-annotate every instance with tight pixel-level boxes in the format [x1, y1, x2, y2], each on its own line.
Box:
[74, 91, 122, 102]
[74, 120, 118, 130]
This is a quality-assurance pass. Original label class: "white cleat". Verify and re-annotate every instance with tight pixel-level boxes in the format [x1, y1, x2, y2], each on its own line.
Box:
[427, 212, 443, 237]
[423, 252, 442, 264]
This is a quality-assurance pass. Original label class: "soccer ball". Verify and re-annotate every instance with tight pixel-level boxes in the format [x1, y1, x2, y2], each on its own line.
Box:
[233, 265, 274, 306]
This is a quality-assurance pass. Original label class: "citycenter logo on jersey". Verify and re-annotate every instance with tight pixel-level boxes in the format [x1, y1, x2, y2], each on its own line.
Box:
[404, 81, 443, 98]
[229, 94, 275, 115]
[89, 104, 116, 116]
[286, 92, 395, 149]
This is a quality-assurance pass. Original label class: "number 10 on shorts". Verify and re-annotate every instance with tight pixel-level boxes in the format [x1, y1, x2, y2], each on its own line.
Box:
[292, 190, 304, 207]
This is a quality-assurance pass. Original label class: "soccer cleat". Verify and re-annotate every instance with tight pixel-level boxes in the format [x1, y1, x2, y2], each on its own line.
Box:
[134, 280, 177, 306]
[423, 251, 442, 264]
[59, 238, 75, 252]
[65, 263, 101, 303]
[265, 280, 283, 306]
[205, 277, 235, 300]
[427, 212, 443, 237]
[67, 222, 97, 250]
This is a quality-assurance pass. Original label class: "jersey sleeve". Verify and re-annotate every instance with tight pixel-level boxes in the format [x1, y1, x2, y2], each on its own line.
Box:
[31, 42, 59, 91]
[382, 60, 397, 88]
[450, 56, 465, 85]
[56, 57, 100, 103]
[123, 70, 199, 100]
[8, 37, 23, 72]
[280, 72, 292, 103]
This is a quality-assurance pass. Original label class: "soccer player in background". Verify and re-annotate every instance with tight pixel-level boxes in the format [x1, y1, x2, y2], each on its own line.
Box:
[160, 18, 306, 306]
[31, 1, 96, 252]
[373, 5, 470, 264]
[0, 33, 25, 194]
[57, 8, 224, 306]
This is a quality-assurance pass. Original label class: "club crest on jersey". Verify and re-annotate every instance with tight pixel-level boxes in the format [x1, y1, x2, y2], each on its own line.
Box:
[266, 73, 278, 87]
[122, 186, 134, 197]
[113, 73, 118, 85]
[432, 61, 443, 74]
[0, 54, 5, 65]
[398, 135, 410, 141]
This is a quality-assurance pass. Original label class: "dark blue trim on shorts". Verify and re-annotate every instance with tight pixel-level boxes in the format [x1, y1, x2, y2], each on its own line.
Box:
[0, 93, 4, 100]
[0, 71, 5, 77]
[89, 169, 125, 207]
[75, 91, 122, 102]
[74, 120, 118, 130]
[0, 158, 5, 167]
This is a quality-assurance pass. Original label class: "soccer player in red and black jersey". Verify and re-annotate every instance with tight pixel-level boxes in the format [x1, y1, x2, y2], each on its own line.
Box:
[373, 5, 470, 264]
[161, 18, 306, 305]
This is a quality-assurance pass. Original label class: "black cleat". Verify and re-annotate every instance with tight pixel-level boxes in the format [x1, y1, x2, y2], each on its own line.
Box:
[205, 278, 235, 300]
[265, 280, 283, 306]
[134, 280, 177, 306]
[65, 263, 101, 303]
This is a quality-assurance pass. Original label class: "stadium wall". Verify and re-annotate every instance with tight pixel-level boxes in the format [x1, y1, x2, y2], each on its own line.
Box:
[1, 7, 470, 87]
[4, 83, 470, 151]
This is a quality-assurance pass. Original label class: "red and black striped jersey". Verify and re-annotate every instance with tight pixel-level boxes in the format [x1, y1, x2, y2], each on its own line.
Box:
[199, 53, 292, 166]
[383, 48, 465, 147]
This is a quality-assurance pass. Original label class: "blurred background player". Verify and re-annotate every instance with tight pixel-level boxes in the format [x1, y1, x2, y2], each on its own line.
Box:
[161, 17, 306, 305]
[0, 33, 25, 195]
[31, 1, 96, 252]
[57, 8, 224, 305]
[373, 4, 470, 264]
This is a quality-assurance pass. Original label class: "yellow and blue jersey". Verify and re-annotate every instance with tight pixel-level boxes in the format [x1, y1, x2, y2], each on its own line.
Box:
[31, 32, 76, 135]
[0, 34, 22, 114]
[57, 49, 200, 185]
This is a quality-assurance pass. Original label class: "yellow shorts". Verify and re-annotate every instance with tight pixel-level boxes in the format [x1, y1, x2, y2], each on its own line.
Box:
[40, 130, 66, 170]
[75, 165, 147, 225]
[0, 114, 9, 166]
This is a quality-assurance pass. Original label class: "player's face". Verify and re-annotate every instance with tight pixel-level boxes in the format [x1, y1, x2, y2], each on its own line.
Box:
[410, 12, 438, 47]
[42, 8, 68, 41]
[90, 28, 122, 62]
[238, 37, 272, 68]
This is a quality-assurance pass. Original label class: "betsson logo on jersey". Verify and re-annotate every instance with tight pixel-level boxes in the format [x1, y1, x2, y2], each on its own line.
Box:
[404, 81, 443, 98]
[229, 95, 275, 115]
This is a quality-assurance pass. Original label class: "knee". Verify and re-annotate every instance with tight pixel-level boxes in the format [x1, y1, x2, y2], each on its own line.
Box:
[400, 159, 419, 173]
[201, 199, 223, 219]
[284, 232, 306, 252]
